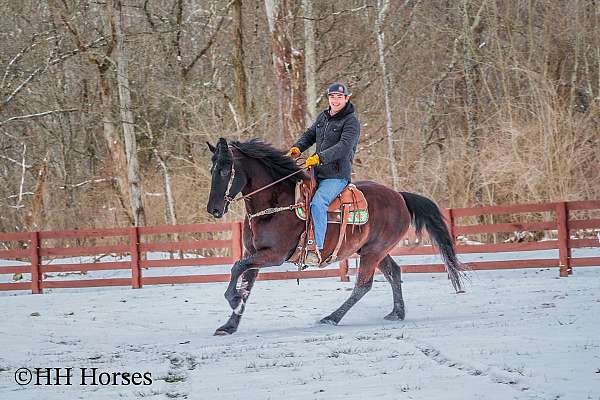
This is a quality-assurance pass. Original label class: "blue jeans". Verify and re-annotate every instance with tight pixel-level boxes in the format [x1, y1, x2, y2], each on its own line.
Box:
[311, 178, 348, 250]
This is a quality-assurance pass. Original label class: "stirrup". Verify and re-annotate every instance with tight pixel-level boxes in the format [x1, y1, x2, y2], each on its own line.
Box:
[304, 249, 322, 266]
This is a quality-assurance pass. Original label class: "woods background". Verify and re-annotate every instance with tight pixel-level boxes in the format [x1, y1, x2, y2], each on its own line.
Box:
[1, 0, 599, 233]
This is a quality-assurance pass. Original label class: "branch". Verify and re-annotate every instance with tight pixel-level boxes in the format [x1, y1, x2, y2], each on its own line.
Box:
[0, 153, 32, 168]
[58, 177, 116, 189]
[1, 36, 106, 107]
[182, 0, 234, 77]
[6, 192, 33, 199]
[0, 108, 78, 127]
[356, 136, 385, 154]
[143, 0, 156, 29]
[11, 143, 28, 210]
[174, 0, 183, 61]
[1, 36, 42, 91]
[301, 4, 372, 21]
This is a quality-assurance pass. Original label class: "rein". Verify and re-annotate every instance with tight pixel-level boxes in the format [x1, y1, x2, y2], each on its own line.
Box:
[226, 167, 306, 203]
[223, 147, 307, 220]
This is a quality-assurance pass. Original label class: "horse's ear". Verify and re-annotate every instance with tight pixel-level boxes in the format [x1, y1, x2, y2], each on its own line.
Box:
[206, 141, 216, 153]
[218, 137, 227, 146]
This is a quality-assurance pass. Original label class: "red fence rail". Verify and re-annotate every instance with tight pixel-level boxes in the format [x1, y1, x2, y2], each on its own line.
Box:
[1, 200, 599, 293]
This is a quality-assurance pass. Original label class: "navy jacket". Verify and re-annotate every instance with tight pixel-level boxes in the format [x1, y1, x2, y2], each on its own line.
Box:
[293, 102, 360, 181]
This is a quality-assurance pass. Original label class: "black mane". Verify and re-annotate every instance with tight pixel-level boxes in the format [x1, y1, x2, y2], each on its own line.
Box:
[230, 139, 305, 188]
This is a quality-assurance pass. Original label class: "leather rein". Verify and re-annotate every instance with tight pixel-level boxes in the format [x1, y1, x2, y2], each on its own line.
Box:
[224, 147, 307, 220]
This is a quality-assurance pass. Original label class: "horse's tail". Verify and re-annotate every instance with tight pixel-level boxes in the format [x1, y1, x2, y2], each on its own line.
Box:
[400, 192, 466, 293]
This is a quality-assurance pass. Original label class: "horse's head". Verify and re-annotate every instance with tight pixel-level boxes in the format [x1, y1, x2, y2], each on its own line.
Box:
[206, 138, 244, 218]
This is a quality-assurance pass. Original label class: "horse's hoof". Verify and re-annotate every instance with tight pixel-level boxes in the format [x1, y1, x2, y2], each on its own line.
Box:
[384, 312, 404, 321]
[214, 328, 233, 336]
[319, 317, 338, 325]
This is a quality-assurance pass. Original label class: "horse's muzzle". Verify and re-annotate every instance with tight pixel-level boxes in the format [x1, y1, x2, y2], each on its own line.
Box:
[210, 208, 224, 218]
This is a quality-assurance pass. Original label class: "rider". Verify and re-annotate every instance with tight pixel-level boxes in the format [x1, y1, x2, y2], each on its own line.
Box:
[287, 82, 361, 264]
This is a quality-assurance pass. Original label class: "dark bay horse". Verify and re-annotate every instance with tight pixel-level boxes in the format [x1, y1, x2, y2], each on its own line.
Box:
[206, 138, 465, 335]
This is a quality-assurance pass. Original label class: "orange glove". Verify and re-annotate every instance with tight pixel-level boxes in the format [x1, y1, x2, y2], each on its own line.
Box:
[303, 154, 320, 169]
[286, 147, 301, 159]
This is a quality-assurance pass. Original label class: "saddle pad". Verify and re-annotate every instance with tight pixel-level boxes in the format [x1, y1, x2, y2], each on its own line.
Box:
[295, 207, 368, 225]
[294, 181, 369, 225]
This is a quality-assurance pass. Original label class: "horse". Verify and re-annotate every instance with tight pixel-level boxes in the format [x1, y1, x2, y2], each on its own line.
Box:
[206, 137, 465, 335]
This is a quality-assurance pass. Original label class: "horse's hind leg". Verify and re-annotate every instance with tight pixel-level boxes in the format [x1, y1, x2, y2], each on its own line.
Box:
[320, 253, 381, 325]
[214, 268, 258, 336]
[378, 255, 405, 321]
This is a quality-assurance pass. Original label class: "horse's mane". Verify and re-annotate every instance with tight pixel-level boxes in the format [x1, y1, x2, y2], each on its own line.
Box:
[230, 139, 305, 188]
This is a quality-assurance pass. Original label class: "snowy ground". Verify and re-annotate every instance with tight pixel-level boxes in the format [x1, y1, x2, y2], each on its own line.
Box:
[1, 264, 599, 400]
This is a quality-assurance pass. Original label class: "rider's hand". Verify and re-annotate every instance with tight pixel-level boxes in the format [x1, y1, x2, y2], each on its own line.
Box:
[303, 154, 320, 169]
[286, 147, 301, 159]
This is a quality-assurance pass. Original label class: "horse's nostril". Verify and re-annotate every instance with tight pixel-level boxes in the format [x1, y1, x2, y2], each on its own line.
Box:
[211, 209, 223, 218]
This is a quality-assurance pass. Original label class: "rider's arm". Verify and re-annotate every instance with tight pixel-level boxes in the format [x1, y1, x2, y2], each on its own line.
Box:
[318, 117, 360, 164]
[293, 119, 318, 152]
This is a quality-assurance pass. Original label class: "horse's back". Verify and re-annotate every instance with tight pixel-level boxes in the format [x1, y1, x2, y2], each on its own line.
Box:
[352, 180, 412, 246]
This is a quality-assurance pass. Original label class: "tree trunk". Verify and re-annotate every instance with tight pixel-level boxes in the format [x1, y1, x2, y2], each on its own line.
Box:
[98, 66, 134, 225]
[111, 0, 146, 226]
[46, 0, 135, 223]
[460, 0, 485, 209]
[302, 0, 317, 122]
[569, 0, 581, 115]
[461, 0, 480, 153]
[24, 157, 49, 232]
[233, 0, 249, 130]
[264, 0, 305, 146]
[375, 0, 399, 190]
[145, 122, 177, 228]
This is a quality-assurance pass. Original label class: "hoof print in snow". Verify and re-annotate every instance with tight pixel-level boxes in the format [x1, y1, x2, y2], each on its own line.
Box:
[162, 371, 186, 383]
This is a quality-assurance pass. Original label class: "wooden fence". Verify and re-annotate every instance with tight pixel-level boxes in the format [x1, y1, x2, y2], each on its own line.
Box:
[1, 200, 599, 294]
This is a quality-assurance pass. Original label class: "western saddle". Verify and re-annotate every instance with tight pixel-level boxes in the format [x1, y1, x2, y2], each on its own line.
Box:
[288, 171, 368, 268]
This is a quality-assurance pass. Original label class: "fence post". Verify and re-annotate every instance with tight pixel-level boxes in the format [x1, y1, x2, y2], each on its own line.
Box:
[30, 231, 42, 294]
[442, 208, 456, 245]
[231, 222, 243, 261]
[339, 259, 350, 282]
[129, 227, 142, 288]
[556, 202, 571, 277]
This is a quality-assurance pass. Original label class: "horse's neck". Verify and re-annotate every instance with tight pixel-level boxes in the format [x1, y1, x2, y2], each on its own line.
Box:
[240, 161, 295, 213]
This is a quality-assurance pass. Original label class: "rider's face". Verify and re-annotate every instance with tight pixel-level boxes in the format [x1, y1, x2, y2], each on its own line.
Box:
[328, 93, 348, 115]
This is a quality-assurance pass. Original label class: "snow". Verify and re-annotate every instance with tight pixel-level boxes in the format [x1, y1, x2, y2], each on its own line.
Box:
[1, 260, 599, 400]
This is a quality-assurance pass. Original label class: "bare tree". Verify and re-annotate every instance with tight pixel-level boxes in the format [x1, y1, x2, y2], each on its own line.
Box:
[375, 0, 399, 190]
[303, 0, 317, 122]
[233, 0, 249, 129]
[264, 0, 305, 146]
[110, 0, 146, 226]
[48, 0, 136, 224]
[460, 0, 484, 202]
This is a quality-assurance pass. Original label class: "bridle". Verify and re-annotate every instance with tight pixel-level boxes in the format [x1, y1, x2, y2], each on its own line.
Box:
[223, 162, 238, 204]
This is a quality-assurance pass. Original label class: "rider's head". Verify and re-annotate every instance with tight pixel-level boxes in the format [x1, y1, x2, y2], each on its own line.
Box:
[326, 82, 351, 116]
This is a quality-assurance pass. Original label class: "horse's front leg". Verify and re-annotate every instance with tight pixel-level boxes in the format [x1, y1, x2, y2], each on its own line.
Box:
[214, 268, 258, 336]
[215, 249, 285, 335]
[224, 258, 255, 311]
[225, 258, 257, 314]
